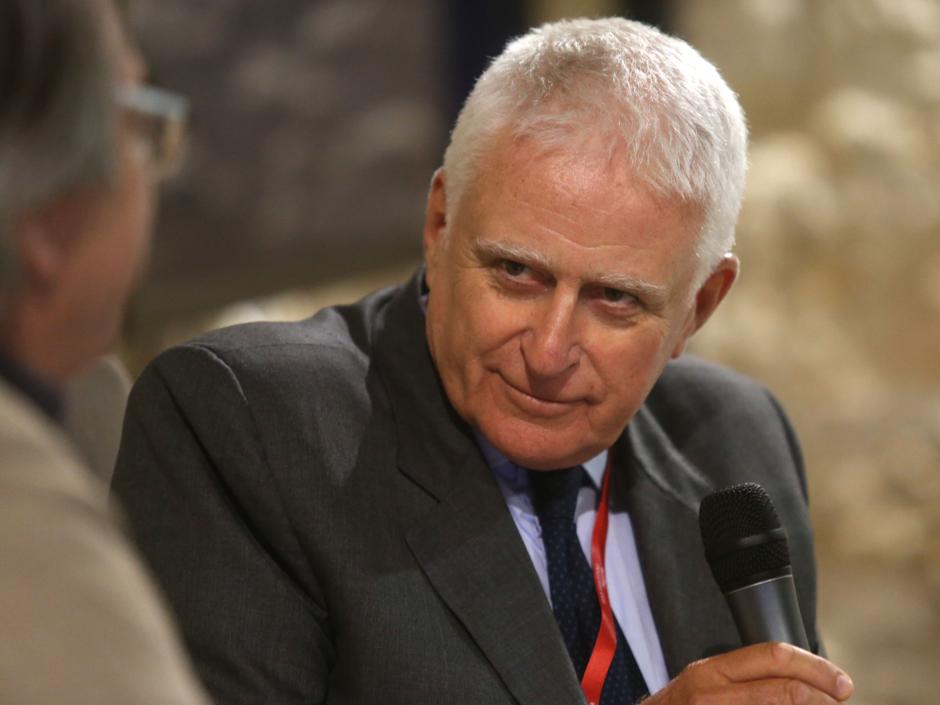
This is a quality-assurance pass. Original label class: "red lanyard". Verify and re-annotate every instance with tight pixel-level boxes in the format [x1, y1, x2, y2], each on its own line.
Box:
[580, 455, 616, 705]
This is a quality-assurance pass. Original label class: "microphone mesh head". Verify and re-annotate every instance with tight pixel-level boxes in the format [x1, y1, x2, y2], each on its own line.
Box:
[699, 483, 791, 592]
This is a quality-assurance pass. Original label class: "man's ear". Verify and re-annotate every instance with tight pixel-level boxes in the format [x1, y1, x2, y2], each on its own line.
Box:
[422, 168, 447, 291]
[671, 253, 739, 358]
[13, 212, 66, 294]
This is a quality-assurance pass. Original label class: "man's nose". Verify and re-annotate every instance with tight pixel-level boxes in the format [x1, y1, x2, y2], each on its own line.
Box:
[521, 291, 581, 378]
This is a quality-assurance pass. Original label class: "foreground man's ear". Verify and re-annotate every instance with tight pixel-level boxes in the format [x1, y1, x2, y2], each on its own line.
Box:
[14, 212, 67, 296]
[422, 168, 447, 291]
[671, 253, 739, 358]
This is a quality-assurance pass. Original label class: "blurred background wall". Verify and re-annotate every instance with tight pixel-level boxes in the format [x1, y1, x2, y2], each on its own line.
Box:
[682, 4, 940, 704]
[123, 2, 939, 703]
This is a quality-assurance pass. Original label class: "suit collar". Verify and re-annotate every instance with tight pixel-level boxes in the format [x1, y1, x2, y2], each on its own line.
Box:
[616, 406, 741, 676]
[0, 348, 63, 423]
[372, 268, 481, 500]
[0, 378, 97, 500]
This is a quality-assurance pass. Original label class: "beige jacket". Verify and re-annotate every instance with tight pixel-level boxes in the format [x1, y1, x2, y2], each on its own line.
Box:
[0, 378, 208, 704]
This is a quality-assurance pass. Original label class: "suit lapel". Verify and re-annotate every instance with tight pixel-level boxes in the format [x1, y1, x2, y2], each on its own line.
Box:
[373, 271, 585, 705]
[402, 456, 584, 705]
[616, 406, 740, 677]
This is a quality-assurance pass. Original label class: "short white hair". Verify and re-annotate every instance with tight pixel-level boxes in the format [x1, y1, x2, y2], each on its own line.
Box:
[442, 17, 748, 283]
[0, 0, 118, 297]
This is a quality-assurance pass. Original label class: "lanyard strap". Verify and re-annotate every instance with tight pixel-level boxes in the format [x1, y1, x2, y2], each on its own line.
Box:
[580, 455, 616, 705]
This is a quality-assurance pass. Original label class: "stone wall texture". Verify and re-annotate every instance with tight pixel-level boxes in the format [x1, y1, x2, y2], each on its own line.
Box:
[126, 0, 445, 322]
[680, 2, 940, 704]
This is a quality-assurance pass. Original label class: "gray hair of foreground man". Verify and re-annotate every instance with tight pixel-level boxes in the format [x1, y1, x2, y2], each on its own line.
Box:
[0, 0, 119, 293]
[443, 17, 747, 283]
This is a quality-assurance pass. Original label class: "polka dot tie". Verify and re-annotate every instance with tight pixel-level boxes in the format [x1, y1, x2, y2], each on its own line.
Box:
[529, 467, 649, 705]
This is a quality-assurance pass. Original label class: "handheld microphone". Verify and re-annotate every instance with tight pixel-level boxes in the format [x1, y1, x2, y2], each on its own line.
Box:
[698, 483, 809, 649]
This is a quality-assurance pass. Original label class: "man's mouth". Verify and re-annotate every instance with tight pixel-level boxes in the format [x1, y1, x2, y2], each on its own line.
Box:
[497, 373, 582, 417]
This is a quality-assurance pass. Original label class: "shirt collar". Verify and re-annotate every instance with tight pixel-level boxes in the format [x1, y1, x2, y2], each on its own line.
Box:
[474, 430, 530, 492]
[582, 451, 608, 490]
[0, 349, 63, 423]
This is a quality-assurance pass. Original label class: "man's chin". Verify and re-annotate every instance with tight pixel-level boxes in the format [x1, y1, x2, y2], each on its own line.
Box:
[478, 418, 603, 471]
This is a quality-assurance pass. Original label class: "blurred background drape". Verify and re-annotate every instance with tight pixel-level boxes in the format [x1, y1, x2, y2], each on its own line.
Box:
[123, 2, 940, 704]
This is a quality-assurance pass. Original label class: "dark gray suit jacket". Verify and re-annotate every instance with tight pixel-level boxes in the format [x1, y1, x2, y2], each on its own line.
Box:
[112, 269, 820, 705]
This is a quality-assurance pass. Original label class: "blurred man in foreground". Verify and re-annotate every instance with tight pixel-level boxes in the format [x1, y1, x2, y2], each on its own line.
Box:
[0, 0, 206, 702]
[114, 17, 854, 705]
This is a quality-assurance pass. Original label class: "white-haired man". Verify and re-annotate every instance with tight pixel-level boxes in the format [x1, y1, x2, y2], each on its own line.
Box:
[0, 0, 207, 702]
[114, 18, 854, 705]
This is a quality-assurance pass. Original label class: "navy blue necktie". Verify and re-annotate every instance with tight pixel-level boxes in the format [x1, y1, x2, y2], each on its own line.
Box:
[529, 467, 649, 705]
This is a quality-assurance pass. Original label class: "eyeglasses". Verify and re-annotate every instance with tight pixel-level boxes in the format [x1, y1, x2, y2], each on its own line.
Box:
[115, 84, 189, 179]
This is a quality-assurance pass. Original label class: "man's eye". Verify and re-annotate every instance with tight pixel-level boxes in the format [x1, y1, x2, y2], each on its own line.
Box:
[596, 287, 640, 312]
[500, 260, 528, 277]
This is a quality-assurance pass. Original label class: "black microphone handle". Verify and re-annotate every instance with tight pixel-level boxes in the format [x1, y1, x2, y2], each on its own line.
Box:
[723, 574, 810, 650]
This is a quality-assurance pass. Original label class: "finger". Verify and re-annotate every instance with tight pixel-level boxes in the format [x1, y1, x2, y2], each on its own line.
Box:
[709, 643, 854, 701]
[695, 678, 845, 705]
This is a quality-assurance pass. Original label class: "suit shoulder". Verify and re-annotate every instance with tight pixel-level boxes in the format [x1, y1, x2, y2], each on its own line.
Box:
[131, 286, 406, 432]
[648, 355, 771, 415]
[643, 356, 795, 463]
[152, 284, 401, 384]
[193, 284, 399, 356]
[643, 355, 807, 495]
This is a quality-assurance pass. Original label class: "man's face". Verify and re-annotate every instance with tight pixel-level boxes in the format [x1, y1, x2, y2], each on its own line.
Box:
[423, 133, 735, 470]
[37, 1, 155, 371]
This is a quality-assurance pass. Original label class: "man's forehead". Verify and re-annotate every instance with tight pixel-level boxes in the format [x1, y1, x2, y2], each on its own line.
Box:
[475, 131, 701, 226]
[456, 130, 706, 295]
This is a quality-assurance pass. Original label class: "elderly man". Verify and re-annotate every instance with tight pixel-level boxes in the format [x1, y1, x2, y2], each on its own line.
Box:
[114, 18, 854, 705]
[0, 0, 207, 702]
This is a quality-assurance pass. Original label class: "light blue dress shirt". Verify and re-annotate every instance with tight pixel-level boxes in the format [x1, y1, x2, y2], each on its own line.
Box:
[475, 434, 670, 693]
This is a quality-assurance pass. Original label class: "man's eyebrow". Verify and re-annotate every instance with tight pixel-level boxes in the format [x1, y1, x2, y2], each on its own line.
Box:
[587, 271, 669, 302]
[471, 238, 552, 270]
[472, 237, 670, 303]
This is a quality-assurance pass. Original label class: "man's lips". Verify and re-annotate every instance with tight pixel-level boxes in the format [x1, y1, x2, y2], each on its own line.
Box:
[496, 373, 585, 417]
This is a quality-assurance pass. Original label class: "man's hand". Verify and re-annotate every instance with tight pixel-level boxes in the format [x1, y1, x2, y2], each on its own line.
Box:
[647, 642, 854, 704]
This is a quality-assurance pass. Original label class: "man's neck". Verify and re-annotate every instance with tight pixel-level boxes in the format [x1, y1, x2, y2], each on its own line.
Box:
[474, 427, 609, 485]
[3, 296, 94, 386]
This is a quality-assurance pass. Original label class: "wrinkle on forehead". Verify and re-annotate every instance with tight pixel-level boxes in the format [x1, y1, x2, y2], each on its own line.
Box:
[484, 131, 701, 234]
